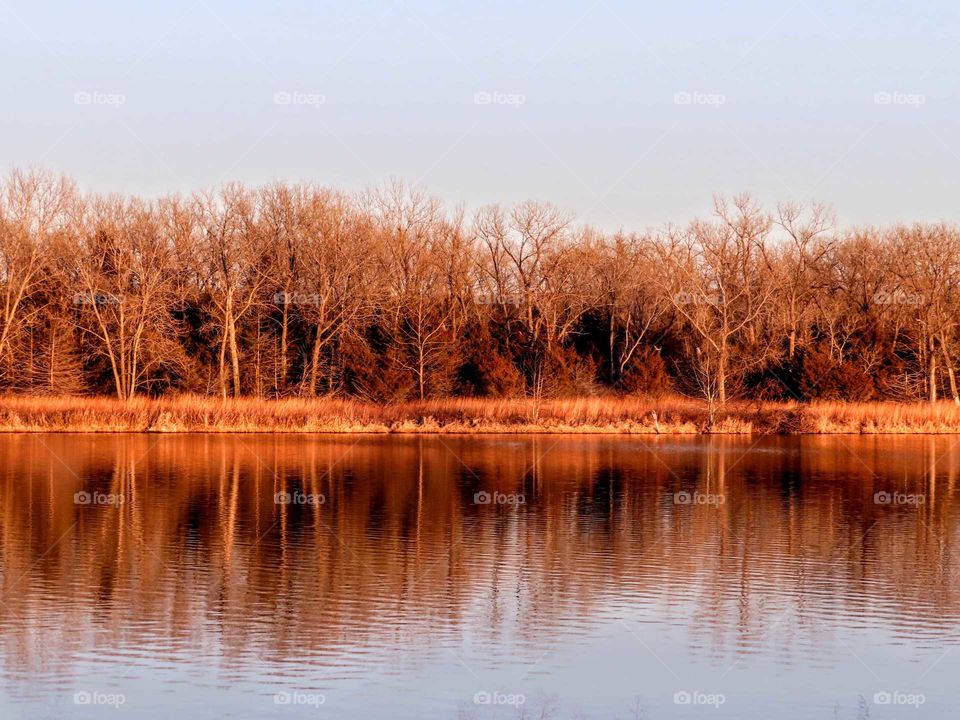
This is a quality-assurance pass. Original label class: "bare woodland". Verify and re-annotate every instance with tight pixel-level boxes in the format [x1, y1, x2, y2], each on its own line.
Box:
[2, 167, 959, 405]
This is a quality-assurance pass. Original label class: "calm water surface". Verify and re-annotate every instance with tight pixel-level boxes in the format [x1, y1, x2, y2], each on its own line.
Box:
[0, 434, 958, 719]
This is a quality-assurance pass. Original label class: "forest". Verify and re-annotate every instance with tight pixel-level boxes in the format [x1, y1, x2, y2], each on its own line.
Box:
[2, 166, 958, 406]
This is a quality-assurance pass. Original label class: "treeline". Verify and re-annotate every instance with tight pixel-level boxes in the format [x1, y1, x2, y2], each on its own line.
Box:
[2, 167, 959, 403]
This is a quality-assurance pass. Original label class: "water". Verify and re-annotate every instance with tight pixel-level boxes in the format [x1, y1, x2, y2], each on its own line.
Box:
[0, 434, 958, 719]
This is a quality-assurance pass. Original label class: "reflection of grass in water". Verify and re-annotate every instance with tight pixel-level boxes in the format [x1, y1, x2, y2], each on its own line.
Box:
[2, 394, 960, 434]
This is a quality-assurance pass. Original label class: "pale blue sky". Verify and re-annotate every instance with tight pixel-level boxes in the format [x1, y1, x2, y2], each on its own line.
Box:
[2, 0, 958, 230]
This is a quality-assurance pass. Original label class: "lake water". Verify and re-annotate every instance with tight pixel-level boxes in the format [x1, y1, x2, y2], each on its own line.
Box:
[0, 434, 958, 719]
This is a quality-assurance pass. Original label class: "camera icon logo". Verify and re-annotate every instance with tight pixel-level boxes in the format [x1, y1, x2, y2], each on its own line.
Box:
[473, 691, 492, 704]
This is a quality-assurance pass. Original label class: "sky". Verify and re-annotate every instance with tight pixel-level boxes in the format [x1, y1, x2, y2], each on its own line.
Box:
[1, 0, 958, 232]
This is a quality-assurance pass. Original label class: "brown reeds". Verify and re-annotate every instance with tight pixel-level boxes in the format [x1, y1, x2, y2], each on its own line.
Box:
[1, 395, 959, 433]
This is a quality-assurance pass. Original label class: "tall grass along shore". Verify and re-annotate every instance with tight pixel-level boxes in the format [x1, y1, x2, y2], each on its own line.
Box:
[3, 395, 960, 434]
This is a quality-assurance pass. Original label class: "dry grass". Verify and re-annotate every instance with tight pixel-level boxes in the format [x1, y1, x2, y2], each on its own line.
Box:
[802, 400, 960, 434]
[1, 394, 959, 434]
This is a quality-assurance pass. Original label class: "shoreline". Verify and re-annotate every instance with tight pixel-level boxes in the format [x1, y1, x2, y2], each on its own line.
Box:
[3, 395, 960, 435]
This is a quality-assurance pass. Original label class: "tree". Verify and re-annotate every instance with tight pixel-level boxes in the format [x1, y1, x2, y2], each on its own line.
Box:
[191, 185, 268, 398]
[474, 201, 572, 349]
[763, 202, 835, 359]
[0, 169, 76, 385]
[594, 231, 671, 385]
[295, 189, 373, 395]
[657, 195, 775, 404]
[893, 224, 960, 403]
[66, 196, 180, 399]
[371, 181, 456, 400]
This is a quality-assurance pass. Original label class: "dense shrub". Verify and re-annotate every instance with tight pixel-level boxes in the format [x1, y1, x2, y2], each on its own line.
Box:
[619, 349, 672, 396]
[800, 347, 875, 401]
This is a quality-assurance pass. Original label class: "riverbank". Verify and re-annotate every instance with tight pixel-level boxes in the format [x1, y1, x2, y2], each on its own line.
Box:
[1, 395, 960, 433]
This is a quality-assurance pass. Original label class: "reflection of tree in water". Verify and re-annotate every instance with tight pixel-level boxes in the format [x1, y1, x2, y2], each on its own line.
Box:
[0, 434, 957, 682]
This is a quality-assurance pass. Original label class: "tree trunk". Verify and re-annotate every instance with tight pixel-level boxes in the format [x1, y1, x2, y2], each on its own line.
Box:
[946, 363, 959, 405]
[309, 326, 323, 396]
[218, 295, 233, 399]
[929, 351, 938, 404]
[327, 341, 336, 394]
[218, 329, 229, 400]
[228, 317, 241, 398]
[717, 345, 727, 405]
[254, 319, 262, 398]
[940, 338, 959, 405]
[280, 292, 289, 387]
[418, 342, 426, 400]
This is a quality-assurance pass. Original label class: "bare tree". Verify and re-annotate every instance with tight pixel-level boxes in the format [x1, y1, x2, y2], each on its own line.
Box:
[0, 169, 76, 383]
[192, 185, 268, 398]
[295, 189, 373, 395]
[764, 202, 835, 358]
[657, 195, 775, 404]
[259, 182, 306, 390]
[370, 181, 459, 399]
[475, 201, 572, 347]
[893, 224, 960, 403]
[594, 231, 671, 384]
[67, 196, 180, 399]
